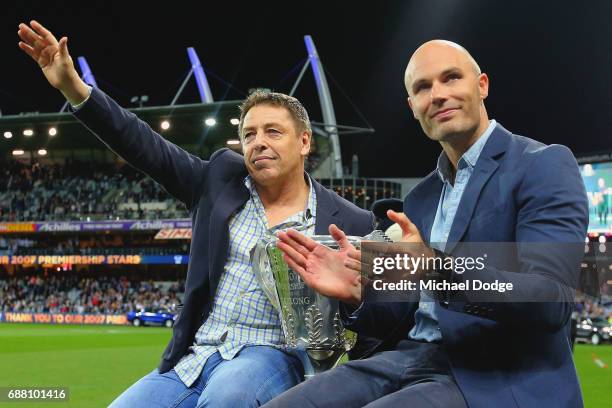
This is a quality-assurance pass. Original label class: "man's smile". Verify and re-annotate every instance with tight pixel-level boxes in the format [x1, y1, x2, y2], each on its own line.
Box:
[431, 107, 459, 120]
[252, 155, 276, 164]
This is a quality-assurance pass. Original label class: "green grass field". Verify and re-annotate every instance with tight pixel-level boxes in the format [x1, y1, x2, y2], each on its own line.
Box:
[0, 324, 171, 408]
[0, 323, 610, 407]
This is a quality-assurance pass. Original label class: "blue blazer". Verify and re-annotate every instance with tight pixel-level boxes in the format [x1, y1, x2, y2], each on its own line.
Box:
[73, 88, 375, 373]
[344, 124, 588, 408]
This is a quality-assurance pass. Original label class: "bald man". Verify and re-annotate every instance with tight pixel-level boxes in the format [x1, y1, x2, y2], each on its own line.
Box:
[264, 40, 588, 407]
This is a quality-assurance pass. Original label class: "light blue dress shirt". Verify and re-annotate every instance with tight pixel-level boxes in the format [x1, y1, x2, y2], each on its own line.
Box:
[408, 120, 497, 342]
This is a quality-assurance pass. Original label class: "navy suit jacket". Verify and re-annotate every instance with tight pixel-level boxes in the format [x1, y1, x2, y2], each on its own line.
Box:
[73, 87, 374, 373]
[344, 124, 588, 408]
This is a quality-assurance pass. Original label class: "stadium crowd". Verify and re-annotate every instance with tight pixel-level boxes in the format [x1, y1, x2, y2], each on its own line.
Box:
[0, 235, 189, 256]
[0, 151, 331, 223]
[0, 273, 184, 314]
[574, 294, 611, 321]
[2, 271, 608, 324]
[0, 158, 188, 222]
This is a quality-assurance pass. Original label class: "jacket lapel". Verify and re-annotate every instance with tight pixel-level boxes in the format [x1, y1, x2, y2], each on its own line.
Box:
[312, 180, 342, 234]
[208, 174, 250, 298]
[407, 174, 444, 244]
[445, 125, 510, 254]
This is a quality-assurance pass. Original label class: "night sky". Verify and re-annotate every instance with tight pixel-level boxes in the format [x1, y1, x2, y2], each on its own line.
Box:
[2, 0, 611, 177]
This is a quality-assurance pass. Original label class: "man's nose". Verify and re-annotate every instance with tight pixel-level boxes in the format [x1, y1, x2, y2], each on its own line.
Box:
[252, 131, 268, 150]
[430, 81, 448, 105]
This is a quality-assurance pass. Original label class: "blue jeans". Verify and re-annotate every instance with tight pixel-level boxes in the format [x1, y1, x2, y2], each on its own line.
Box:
[109, 346, 304, 408]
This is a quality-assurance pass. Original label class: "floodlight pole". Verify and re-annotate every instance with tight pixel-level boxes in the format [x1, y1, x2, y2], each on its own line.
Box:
[170, 70, 194, 106]
[187, 47, 214, 103]
[77, 57, 98, 88]
[171, 47, 214, 105]
[289, 59, 311, 97]
[304, 35, 343, 178]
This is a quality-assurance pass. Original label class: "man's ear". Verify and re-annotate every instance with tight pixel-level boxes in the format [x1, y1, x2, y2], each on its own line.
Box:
[478, 73, 489, 100]
[301, 131, 311, 156]
[407, 97, 417, 119]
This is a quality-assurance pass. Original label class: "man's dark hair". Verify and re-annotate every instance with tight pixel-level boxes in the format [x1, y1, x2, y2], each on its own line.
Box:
[238, 91, 312, 139]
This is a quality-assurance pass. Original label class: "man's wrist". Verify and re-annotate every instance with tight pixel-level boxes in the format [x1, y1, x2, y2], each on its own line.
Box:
[60, 73, 90, 107]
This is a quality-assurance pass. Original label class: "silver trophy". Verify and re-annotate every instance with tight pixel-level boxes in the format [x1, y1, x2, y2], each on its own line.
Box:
[251, 231, 391, 375]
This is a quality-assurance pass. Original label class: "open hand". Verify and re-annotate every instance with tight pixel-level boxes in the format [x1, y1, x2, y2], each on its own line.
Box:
[18, 20, 89, 105]
[276, 224, 363, 304]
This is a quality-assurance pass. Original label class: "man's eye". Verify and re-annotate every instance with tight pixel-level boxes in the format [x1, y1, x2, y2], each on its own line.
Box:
[415, 84, 429, 93]
[244, 133, 255, 141]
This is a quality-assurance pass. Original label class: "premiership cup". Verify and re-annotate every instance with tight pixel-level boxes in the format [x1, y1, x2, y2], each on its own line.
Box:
[251, 231, 390, 375]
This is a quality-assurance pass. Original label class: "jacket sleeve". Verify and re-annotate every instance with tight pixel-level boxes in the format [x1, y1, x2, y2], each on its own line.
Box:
[73, 87, 209, 210]
[340, 300, 417, 340]
[450, 144, 588, 332]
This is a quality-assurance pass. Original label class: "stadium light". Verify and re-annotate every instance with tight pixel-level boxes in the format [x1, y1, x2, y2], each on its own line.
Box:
[160, 120, 170, 130]
[12, 149, 25, 156]
[226, 139, 240, 145]
[38, 149, 48, 156]
[3, 131, 12, 139]
[130, 95, 149, 108]
[23, 129, 34, 136]
[230, 118, 240, 125]
[48, 127, 57, 136]
[204, 118, 216, 127]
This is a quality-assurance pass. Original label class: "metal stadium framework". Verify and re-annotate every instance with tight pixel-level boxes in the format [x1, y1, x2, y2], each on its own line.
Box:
[0, 35, 374, 179]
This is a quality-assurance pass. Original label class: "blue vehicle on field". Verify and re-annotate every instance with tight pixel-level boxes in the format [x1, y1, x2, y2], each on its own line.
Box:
[127, 308, 176, 328]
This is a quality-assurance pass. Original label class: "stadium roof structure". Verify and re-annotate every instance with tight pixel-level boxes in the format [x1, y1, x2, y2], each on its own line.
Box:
[2, 37, 374, 175]
[0, 100, 244, 158]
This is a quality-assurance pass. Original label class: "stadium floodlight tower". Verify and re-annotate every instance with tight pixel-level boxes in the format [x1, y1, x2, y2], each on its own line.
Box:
[290, 36, 374, 178]
[77, 56, 98, 88]
[303, 36, 343, 178]
[171, 47, 214, 105]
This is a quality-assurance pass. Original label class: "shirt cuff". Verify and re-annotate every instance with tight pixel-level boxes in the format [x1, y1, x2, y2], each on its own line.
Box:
[340, 301, 364, 324]
[70, 85, 93, 110]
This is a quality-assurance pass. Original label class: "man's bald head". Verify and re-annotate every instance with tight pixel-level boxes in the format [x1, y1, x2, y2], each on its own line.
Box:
[403, 39, 490, 144]
[404, 40, 481, 94]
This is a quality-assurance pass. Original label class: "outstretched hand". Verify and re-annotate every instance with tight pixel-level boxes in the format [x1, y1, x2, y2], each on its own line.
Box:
[276, 224, 363, 304]
[276, 212, 433, 304]
[18, 20, 89, 105]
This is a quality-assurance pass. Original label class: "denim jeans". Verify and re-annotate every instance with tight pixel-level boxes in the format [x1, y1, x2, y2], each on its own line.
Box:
[108, 346, 304, 408]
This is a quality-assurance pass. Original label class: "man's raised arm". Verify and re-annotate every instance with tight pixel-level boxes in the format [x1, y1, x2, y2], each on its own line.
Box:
[18, 21, 208, 210]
